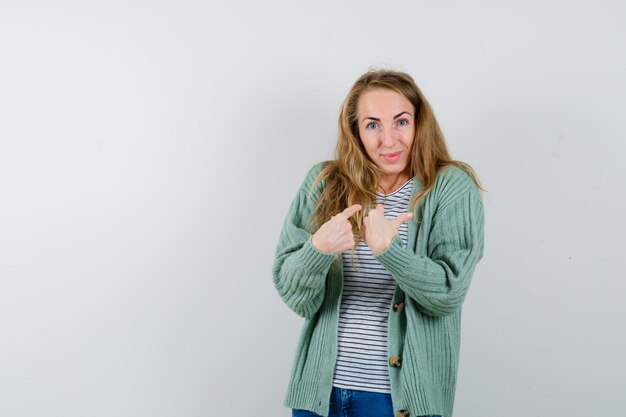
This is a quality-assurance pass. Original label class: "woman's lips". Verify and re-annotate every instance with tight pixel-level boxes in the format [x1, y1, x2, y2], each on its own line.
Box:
[382, 152, 402, 163]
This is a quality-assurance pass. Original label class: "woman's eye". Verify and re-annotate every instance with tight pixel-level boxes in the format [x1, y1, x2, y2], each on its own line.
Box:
[366, 122, 378, 129]
[398, 119, 409, 126]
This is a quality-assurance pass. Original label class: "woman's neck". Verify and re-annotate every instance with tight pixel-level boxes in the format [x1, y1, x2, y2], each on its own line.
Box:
[377, 172, 411, 195]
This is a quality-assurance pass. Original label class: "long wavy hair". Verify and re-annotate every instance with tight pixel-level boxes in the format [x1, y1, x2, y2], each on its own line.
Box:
[309, 69, 482, 246]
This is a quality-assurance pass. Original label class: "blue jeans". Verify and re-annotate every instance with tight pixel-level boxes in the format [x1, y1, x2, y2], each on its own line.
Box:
[292, 387, 441, 417]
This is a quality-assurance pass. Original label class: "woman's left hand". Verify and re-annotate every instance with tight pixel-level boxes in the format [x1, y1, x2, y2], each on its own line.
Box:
[363, 204, 413, 256]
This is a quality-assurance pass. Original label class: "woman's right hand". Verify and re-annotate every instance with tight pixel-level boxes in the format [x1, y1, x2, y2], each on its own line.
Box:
[311, 204, 362, 254]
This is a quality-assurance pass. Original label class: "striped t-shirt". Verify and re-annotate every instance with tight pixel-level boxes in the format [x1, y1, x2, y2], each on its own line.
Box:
[332, 178, 413, 394]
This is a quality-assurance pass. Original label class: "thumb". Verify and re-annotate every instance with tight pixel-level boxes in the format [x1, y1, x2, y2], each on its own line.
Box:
[393, 212, 413, 227]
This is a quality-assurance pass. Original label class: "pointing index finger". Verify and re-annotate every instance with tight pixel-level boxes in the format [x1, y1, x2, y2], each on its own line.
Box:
[341, 204, 362, 219]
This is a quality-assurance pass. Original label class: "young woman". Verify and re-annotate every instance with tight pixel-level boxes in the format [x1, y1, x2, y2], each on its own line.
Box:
[273, 70, 484, 417]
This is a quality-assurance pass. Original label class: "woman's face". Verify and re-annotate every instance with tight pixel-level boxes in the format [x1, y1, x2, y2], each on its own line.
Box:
[356, 88, 416, 180]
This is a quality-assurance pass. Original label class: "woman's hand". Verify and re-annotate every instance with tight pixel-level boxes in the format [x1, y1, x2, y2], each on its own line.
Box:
[311, 204, 362, 254]
[363, 204, 413, 256]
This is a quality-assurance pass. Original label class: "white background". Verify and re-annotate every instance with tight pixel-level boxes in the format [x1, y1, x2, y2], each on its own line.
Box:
[1, 1, 625, 416]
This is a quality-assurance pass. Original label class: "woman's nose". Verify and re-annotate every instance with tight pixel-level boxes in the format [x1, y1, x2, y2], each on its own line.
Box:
[381, 128, 396, 147]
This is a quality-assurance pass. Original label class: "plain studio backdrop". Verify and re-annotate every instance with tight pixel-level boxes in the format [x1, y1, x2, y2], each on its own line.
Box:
[1, 1, 625, 416]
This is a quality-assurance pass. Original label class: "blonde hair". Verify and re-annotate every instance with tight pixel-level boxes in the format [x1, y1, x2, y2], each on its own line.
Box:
[310, 69, 482, 245]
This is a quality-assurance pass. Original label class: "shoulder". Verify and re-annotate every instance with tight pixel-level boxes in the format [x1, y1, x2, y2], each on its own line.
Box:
[436, 164, 476, 185]
[303, 161, 327, 183]
[288, 161, 332, 211]
[430, 165, 482, 210]
[282, 162, 330, 224]
[300, 161, 331, 194]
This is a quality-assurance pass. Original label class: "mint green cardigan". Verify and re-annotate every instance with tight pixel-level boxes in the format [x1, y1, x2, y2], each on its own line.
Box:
[273, 162, 484, 417]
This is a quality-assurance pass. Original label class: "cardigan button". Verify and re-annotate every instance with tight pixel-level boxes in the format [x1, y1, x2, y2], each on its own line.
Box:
[393, 301, 405, 312]
[388, 355, 401, 368]
[396, 410, 409, 417]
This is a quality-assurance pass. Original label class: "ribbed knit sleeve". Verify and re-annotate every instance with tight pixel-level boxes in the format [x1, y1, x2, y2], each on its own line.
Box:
[273, 163, 337, 319]
[375, 171, 484, 317]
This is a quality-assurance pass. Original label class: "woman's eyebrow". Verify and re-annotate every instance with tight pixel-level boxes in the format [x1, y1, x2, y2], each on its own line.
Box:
[393, 111, 412, 119]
